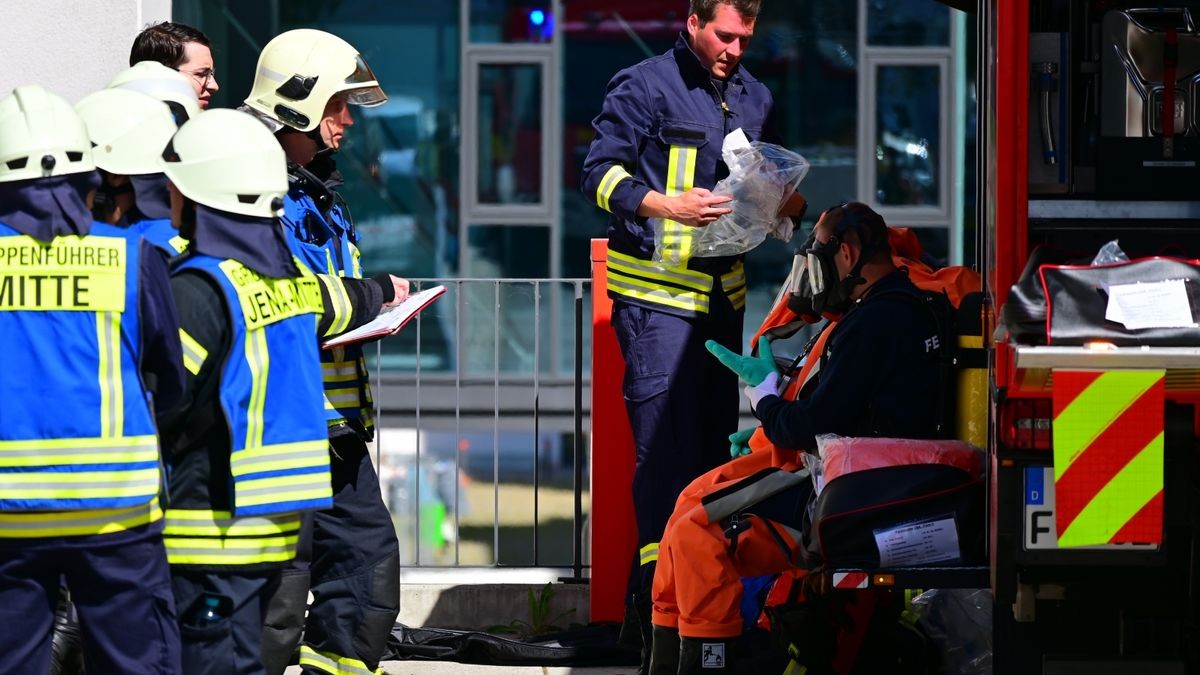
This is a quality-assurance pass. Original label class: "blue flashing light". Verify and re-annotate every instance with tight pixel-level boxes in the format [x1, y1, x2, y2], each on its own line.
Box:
[529, 9, 546, 27]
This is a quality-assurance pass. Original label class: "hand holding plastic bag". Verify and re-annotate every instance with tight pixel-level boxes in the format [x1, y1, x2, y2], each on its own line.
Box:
[653, 129, 810, 265]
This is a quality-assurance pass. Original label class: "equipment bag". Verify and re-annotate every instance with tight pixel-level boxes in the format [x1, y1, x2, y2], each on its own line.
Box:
[1040, 256, 1200, 346]
[802, 436, 985, 569]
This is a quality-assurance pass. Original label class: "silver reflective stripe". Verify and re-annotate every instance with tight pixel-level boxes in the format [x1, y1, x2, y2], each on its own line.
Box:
[0, 442, 156, 459]
[0, 473, 160, 492]
[230, 446, 330, 475]
[234, 475, 332, 499]
[99, 311, 122, 438]
[702, 468, 811, 524]
[322, 363, 358, 378]
[325, 391, 361, 405]
[0, 501, 158, 533]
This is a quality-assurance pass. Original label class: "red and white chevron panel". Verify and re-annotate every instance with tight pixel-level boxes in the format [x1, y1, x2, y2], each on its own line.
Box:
[831, 571, 869, 589]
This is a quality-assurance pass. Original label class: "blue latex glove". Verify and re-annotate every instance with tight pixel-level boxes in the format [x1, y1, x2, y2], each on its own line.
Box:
[705, 338, 780, 387]
[729, 427, 756, 457]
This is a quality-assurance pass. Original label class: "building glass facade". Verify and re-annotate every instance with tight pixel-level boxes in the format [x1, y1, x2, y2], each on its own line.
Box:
[176, 0, 974, 375]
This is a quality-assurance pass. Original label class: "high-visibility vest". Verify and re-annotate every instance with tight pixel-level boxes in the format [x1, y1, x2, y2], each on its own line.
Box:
[0, 222, 161, 521]
[162, 508, 302, 567]
[281, 190, 374, 431]
[173, 254, 332, 517]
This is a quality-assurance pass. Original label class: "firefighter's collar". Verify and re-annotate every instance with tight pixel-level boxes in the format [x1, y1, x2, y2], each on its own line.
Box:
[675, 33, 745, 88]
[189, 204, 301, 279]
[0, 172, 100, 243]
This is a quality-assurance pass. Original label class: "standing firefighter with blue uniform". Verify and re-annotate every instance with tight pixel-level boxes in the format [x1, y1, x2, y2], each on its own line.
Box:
[579, 0, 805, 666]
[242, 29, 409, 675]
[0, 84, 186, 673]
[157, 108, 394, 674]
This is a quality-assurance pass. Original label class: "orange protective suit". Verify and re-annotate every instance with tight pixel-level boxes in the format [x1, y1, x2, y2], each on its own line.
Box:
[650, 227, 981, 640]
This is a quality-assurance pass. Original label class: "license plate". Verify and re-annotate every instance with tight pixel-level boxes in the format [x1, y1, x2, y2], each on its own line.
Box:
[1023, 467, 1158, 551]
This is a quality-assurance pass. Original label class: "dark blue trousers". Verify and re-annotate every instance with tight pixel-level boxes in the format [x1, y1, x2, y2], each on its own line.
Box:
[260, 434, 399, 674]
[0, 522, 180, 674]
[172, 568, 278, 675]
[612, 298, 744, 595]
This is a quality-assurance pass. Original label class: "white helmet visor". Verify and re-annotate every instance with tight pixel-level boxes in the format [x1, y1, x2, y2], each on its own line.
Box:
[341, 55, 387, 107]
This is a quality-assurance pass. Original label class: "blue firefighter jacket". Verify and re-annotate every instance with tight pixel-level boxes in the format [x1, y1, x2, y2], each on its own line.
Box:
[580, 34, 776, 318]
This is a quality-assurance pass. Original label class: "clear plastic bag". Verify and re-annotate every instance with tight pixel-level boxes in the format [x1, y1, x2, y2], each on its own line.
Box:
[1091, 239, 1130, 266]
[653, 134, 809, 265]
[910, 589, 993, 675]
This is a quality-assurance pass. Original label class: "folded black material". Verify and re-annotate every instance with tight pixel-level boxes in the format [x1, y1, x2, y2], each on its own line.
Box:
[385, 622, 640, 667]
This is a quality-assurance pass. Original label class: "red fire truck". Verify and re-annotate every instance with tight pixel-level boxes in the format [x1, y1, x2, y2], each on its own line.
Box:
[985, 1, 1199, 672]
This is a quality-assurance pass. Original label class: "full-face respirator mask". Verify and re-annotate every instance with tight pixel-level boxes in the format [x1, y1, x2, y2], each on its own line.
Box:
[786, 203, 884, 320]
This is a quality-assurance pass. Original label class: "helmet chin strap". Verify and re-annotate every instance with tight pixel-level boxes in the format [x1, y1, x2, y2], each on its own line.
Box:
[306, 127, 336, 156]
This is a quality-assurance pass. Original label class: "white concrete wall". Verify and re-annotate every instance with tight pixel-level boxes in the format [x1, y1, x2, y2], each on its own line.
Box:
[0, 0, 172, 103]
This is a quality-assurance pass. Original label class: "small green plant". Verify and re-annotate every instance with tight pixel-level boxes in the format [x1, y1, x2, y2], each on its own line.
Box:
[490, 583, 576, 638]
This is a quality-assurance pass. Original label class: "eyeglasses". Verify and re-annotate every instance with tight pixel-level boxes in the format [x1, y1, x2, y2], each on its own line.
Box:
[177, 67, 215, 88]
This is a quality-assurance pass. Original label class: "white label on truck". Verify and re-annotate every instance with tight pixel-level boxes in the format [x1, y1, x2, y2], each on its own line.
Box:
[873, 515, 961, 567]
[1023, 466, 1158, 550]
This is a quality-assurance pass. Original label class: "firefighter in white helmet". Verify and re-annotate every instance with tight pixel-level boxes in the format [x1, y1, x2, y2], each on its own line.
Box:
[75, 87, 190, 255]
[242, 29, 407, 675]
[156, 107, 403, 673]
[102, 61, 203, 255]
[0, 84, 185, 674]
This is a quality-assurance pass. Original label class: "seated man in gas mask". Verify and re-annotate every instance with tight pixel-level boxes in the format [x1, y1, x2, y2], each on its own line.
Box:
[646, 202, 949, 674]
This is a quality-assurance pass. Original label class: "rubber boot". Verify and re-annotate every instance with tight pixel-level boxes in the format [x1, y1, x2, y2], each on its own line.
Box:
[633, 593, 654, 675]
[678, 636, 736, 674]
[648, 625, 680, 675]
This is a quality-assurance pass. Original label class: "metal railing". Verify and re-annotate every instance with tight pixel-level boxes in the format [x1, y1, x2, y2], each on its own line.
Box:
[367, 278, 592, 582]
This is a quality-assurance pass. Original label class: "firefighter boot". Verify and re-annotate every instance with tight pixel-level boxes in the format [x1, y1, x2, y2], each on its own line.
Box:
[678, 636, 735, 674]
[648, 625, 680, 675]
[632, 593, 654, 674]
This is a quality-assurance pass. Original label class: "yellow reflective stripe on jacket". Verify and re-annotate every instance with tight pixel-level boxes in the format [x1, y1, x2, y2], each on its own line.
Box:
[318, 274, 353, 337]
[168, 236, 188, 254]
[97, 311, 124, 438]
[229, 436, 332, 510]
[164, 508, 301, 565]
[164, 509, 301, 537]
[299, 645, 381, 675]
[721, 262, 747, 311]
[606, 249, 712, 292]
[164, 534, 299, 565]
[607, 274, 710, 314]
[179, 328, 208, 376]
[0, 497, 162, 538]
[659, 144, 698, 265]
[640, 541, 659, 565]
[595, 165, 632, 213]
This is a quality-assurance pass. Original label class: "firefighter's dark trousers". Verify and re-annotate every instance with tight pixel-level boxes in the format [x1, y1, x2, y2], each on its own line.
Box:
[263, 433, 400, 675]
[611, 298, 743, 597]
[0, 522, 181, 674]
[173, 567, 278, 675]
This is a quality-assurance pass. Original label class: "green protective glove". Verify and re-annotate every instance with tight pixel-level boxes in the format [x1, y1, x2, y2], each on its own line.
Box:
[729, 427, 756, 457]
[705, 337, 780, 387]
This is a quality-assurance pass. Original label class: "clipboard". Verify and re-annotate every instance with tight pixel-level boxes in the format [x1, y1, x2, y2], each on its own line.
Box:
[322, 284, 446, 349]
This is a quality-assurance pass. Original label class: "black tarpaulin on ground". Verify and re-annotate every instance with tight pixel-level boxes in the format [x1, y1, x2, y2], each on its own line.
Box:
[384, 623, 640, 667]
